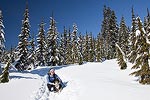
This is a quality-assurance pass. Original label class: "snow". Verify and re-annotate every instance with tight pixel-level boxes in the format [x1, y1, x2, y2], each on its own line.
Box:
[1, 31, 5, 41]
[136, 30, 140, 37]
[1, 59, 150, 100]
[146, 36, 150, 44]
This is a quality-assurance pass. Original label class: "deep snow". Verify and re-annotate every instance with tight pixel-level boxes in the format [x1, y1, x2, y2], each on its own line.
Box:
[0, 59, 150, 100]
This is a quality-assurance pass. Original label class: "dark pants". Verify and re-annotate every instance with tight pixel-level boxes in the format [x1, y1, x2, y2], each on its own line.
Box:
[47, 84, 56, 91]
[47, 83, 62, 92]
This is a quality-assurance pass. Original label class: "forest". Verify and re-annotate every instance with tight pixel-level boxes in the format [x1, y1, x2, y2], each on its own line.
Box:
[0, 5, 150, 84]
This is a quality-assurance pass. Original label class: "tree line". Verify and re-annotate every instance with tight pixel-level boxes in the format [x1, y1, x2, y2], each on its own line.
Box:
[0, 5, 150, 84]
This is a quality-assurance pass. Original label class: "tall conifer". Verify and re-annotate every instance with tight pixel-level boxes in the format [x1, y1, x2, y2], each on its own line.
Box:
[17, 4, 31, 70]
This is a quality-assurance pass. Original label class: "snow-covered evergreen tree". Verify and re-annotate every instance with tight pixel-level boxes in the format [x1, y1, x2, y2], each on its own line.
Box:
[78, 33, 83, 65]
[145, 8, 150, 40]
[130, 17, 150, 84]
[0, 60, 10, 83]
[17, 5, 31, 70]
[46, 16, 59, 66]
[28, 35, 36, 69]
[71, 23, 79, 64]
[0, 10, 5, 63]
[101, 6, 118, 60]
[36, 21, 46, 66]
[88, 33, 95, 62]
[118, 16, 129, 56]
[58, 27, 67, 65]
[128, 7, 137, 63]
[66, 28, 72, 64]
[83, 32, 90, 62]
[10, 46, 15, 63]
[101, 6, 111, 59]
[108, 10, 118, 59]
[95, 33, 103, 62]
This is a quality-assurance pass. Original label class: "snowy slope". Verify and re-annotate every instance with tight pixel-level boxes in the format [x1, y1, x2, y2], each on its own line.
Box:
[0, 59, 150, 100]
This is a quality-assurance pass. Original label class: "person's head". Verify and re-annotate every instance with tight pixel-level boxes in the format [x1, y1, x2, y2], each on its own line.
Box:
[48, 68, 55, 75]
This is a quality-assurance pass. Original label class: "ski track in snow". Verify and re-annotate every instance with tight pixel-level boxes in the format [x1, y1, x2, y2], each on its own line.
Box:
[30, 77, 49, 100]
[31, 76, 81, 100]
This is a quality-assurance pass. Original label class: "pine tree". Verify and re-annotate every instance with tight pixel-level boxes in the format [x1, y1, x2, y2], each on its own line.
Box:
[101, 5, 111, 39]
[116, 44, 127, 70]
[128, 7, 137, 63]
[71, 23, 79, 64]
[130, 17, 150, 84]
[108, 10, 118, 59]
[66, 28, 72, 64]
[10, 46, 15, 63]
[95, 33, 103, 62]
[46, 15, 59, 66]
[0, 60, 10, 83]
[101, 6, 111, 59]
[28, 35, 36, 69]
[0, 10, 5, 63]
[36, 21, 46, 66]
[118, 16, 129, 56]
[58, 27, 68, 65]
[78, 33, 83, 65]
[88, 33, 95, 62]
[101, 6, 118, 60]
[17, 5, 30, 70]
[83, 31, 89, 62]
[145, 8, 150, 40]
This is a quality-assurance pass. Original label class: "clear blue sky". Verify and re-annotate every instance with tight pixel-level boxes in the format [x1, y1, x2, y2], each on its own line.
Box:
[0, 0, 149, 50]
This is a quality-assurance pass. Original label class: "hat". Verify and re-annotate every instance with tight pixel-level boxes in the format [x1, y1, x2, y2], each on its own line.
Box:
[48, 68, 55, 73]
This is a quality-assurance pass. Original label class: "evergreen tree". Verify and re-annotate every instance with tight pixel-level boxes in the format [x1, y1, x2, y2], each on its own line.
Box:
[108, 10, 118, 59]
[143, 9, 150, 33]
[66, 28, 72, 64]
[88, 33, 95, 62]
[130, 17, 150, 84]
[83, 31, 89, 62]
[28, 35, 36, 69]
[116, 44, 127, 70]
[46, 15, 59, 66]
[0, 60, 10, 83]
[118, 16, 129, 56]
[101, 6, 118, 60]
[101, 5, 111, 39]
[78, 33, 83, 65]
[2, 51, 9, 63]
[101, 37, 106, 61]
[145, 8, 150, 40]
[59, 27, 68, 65]
[36, 21, 46, 66]
[17, 5, 31, 70]
[101, 6, 111, 59]
[128, 7, 137, 63]
[71, 23, 79, 64]
[0, 10, 5, 63]
[10, 46, 15, 63]
[95, 33, 103, 62]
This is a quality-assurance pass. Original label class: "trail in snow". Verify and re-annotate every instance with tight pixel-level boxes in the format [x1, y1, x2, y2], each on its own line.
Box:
[31, 76, 81, 100]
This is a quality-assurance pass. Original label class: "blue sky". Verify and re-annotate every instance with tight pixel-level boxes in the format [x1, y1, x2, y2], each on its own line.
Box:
[0, 0, 150, 49]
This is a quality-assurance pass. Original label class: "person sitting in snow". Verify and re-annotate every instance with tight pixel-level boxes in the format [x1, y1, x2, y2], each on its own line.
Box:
[45, 68, 64, 92]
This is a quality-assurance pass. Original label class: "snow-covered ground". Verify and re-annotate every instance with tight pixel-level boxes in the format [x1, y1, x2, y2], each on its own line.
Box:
[0, 59, 150, 100]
